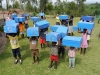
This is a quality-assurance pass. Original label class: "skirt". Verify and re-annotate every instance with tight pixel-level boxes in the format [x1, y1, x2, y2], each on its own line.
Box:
[68, 26, 73, 33]
[50, 55, 58, 62]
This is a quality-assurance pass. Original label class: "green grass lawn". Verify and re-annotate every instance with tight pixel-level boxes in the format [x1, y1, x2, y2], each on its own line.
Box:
[0, 17, 100, 75]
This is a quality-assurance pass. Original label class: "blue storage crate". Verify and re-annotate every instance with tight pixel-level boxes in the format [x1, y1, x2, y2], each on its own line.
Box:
[46, 32, 61, 42]
[35, 20, 50, 29]
[81, 16, 94, 21]
[50, 25, 60, 32]
[4, 24, 18, 33]
[11, 13, 18, 19]
[30, 17, 41, 22]
[73, 26, 78, 31]
[6, 20, 16, 26]
[50, 25, 66, 32]
[14, 17, 26, 23]
[22, 14, 29, 17]
[62, 36, 82, 48]
[77, 21, 94, 30]
[27, 27, 39, 37]
[59, 15, 69, 20]
[39, 13, 44, 16]
[56, 26, 68, 38]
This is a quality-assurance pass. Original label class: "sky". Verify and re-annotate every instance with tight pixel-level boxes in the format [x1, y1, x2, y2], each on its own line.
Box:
[1, 0, 100, 9]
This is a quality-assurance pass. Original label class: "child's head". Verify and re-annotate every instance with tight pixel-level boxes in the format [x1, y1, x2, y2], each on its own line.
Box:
[52, 42, 57, 46]
[83, 29, 87, 33]
[70, 15, 74, 19]
[9, 33, 17, 37]
[31, 36, 36, 40]
[19, 22, 22, 24]
[70, 47, 75, 50]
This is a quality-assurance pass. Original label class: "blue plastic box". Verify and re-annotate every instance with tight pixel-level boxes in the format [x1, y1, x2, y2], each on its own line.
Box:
[11, 13, 18, 19]
[14, 17, 26, 23]
[5, 20, 17, 26]
[62, 36, 82, 48]
[73, 26, 78, 31]
[50, 25, 60, 32]
[22, 14, 29, 17]
[50, 25, 66, 32]
[4, 24, 18, 33]
[27, 27, 39, 37]
[35, 20, 50, 29]
[46, 32, 61, 42]
[56, 26, 68, 38]
[59, 15, 69, 20]
[39, 13, 44, 16]
[77, 21, 94, 30]
[30, 17, 41, 22]
[81, 16, 94, 21]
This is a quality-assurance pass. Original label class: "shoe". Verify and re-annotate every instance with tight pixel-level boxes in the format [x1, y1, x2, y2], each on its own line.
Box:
[32, 61, 35, 64]
[48, 65, 52, 69]
[14, 60, 18, 64]
[54, 65, 57, 70]
[19, 60, 22, 65]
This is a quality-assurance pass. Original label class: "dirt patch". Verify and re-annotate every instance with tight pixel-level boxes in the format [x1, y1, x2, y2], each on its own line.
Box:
[0, 32, 7, 54]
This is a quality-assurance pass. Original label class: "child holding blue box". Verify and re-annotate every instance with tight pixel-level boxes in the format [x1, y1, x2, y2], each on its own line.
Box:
[58, 38, 65, 59]
[68, 15, 74, 36]
[19, 22, 24, 39]
[29, 37, 39, 64]
[6, 33, 22, 64]
[80, 29, 88, 55]
[48, 42, 59, 70]
[67, 47, 77, 69]
[40, 29, 46, 49]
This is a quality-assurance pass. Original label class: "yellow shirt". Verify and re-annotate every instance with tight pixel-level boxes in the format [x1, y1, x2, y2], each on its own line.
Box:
[8, 36, 19, 49]
[56, 17, 60, 22]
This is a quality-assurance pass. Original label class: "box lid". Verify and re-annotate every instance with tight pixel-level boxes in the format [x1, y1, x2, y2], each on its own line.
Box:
[56, 26, 68, 33]
[63, 36, 82, 41]
[35, 20, 50, 26]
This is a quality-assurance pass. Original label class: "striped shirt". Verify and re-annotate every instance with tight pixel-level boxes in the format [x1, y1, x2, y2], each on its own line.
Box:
[68, 49, 76, 57]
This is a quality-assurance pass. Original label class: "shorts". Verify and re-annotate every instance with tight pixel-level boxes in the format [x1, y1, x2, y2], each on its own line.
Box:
[50, 55, 58, 62]
[31, 49, 39, 57]
[40, 38, 45, 44]
[58, 47, 65, 55]
[20, 31, 24, 35]
[68, 26, 73, 33]
[12, 48, 21, 57]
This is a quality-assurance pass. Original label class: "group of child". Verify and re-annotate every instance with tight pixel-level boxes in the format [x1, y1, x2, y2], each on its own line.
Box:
[5, 13, 91, 70]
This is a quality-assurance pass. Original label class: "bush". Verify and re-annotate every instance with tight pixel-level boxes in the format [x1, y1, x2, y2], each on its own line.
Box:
[0, 26, 4, 32]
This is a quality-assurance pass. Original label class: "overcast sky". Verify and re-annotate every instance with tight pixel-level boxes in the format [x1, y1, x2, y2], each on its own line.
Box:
[2, 0, 100, 8]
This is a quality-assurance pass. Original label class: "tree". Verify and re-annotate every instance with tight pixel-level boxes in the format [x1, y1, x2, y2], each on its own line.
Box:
[25, 1, 33, 12]
[13, 1, 20, 8]
[46, 2, 53, 13]
[39, 0, 49, 12]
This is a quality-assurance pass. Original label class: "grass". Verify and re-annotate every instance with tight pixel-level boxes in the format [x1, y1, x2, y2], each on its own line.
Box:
[0, 17, 100, 75]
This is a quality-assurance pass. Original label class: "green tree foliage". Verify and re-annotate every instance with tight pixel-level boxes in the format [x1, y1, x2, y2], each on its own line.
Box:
[13, 1, 20, 8]
[25, 1, 33, 12]
[39, 0, 49, 12]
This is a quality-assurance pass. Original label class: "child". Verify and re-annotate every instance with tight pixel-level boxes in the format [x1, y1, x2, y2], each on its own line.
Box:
[6, 33, 22, 64]
[68, 47, 77, 69]
[6, 13, 11, 21]
[80, 29, 88, 55]
[68, 15, 74, 36]
[39, 29, 46, 49]
[44, 28, 49, 47]
[58, 38, 65, 59]
[29, 37, 39, 64]
[48, 42, 59, 70]
[24, 17, 29, 30]
[19, 22, 24, 39]
[56, 14, 60, 25]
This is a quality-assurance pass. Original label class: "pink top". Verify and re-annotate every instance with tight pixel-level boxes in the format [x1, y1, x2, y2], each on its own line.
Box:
[68, 49, 76, 57]
[81, 33, 88, 48]
[6, 17, 11, 21]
